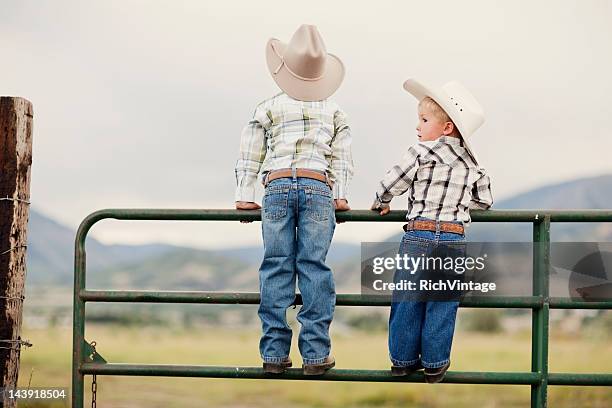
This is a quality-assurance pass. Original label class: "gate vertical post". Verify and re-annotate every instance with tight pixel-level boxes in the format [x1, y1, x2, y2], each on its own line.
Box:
[531, 216, 550, 407]
[72, 223, 90, 408]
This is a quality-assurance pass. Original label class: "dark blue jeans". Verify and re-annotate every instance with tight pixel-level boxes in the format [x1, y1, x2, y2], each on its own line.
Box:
[258, 176, 336, 365]
[389, 217, 466, 369]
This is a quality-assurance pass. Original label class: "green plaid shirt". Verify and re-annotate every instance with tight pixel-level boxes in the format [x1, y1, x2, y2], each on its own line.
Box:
[235, 93, 353, 202]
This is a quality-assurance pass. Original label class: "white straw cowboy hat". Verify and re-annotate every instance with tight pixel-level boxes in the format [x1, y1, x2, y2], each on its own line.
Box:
[403, 78, 485, 164]
[266, 24, 345, 102]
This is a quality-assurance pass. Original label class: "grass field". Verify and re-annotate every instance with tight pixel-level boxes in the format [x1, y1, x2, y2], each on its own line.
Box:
[16, 319, 612, 408]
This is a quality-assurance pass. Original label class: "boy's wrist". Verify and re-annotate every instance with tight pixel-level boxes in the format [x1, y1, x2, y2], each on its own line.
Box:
[371, 197, 390, 211]
[333, 183, 349, 201]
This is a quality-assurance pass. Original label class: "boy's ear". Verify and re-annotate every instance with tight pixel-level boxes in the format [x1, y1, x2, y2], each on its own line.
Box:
[442, 121, 455, 135]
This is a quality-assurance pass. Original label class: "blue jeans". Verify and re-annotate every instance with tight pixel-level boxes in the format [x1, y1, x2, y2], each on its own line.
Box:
[258, 176, 336, 365]
[389, 217, 466, 369]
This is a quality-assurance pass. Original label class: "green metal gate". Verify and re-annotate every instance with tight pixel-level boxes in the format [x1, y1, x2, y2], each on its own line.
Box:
[72, 209, 612, 407]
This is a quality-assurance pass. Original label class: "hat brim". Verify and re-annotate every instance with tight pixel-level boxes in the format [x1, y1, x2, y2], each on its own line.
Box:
[403, 78, 480, 164]
[266, 39, 345, 102]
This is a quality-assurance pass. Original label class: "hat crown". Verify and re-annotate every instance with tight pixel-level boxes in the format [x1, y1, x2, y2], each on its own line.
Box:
[403, 78, 485, 164]
[283, 25, 327, 80]
[265, 24, 345, 102]
[441, 81, 484, 137]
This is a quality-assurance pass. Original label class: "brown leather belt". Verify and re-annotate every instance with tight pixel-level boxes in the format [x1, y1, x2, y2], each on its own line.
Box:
[403, 219, 464, 235]
[264, 168, 333, 188]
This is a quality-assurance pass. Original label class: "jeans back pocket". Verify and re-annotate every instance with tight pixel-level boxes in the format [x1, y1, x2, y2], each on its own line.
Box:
[263, 188, 288, 220]
[305, 187, 333, 222]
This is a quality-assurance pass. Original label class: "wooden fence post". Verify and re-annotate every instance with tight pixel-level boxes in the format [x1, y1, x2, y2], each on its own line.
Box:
[0, 97, 33, 407]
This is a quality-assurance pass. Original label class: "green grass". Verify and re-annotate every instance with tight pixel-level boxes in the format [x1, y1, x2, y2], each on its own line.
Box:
[17, 324, 612, 407]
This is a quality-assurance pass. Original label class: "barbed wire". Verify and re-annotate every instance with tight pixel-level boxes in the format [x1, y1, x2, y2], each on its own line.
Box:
[0, 210, 30, 353]
[0, 196, 31, 205]
[1, 244, 27, 256]
[0, 295, 25, 301]
[0, 339, 32, 351]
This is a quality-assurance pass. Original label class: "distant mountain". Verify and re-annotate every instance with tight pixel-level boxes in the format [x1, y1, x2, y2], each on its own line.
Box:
[24, 174, 612, 290]
[25, 209, 361, 288]
[26, 209, 181, 285]
[496, 174, 612, 210]
[467, 174, 612, 242]
[88, 247, 256, 291]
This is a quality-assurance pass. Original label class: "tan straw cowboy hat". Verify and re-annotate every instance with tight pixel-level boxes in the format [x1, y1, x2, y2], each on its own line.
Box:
[403, 78, 485, 165]
[266, 24, 345, 102]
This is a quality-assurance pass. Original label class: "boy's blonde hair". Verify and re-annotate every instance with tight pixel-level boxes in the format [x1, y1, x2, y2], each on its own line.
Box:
[418, 96, 462, 136]
[418, 96, 451, 123]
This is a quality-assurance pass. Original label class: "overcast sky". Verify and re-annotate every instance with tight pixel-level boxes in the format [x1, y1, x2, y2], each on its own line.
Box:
[2, 0, 611, 248]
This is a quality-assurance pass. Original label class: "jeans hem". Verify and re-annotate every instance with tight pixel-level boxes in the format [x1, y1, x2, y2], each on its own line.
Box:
[390, 356, 421, 367]
[302, 355, 329, 365]
[421, 358, 450, 369]
[262, 355, 290, 363]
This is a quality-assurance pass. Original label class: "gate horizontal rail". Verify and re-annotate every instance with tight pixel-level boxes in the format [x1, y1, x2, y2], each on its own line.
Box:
[79, 290, 612, 309]
[78, 364, 612, 386]
[72, 209, 612, 408]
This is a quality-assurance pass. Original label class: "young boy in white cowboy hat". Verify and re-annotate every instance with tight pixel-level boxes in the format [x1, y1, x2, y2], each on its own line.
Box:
[234, 24, 353, 375]
[371, 78, 493, 383]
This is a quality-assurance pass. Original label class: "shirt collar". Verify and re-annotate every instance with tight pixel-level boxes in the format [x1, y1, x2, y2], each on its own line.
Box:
[438, 135, 462, 145]
[418, 136, 462, 148]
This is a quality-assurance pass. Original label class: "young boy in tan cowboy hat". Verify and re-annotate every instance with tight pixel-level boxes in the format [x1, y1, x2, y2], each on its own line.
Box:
[371, 78, 493, 383]
[235, 24, 353, 375]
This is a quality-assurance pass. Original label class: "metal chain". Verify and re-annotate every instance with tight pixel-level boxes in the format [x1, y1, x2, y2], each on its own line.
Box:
[91, 374, 97, 408]
[90, 341, 98, 408]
